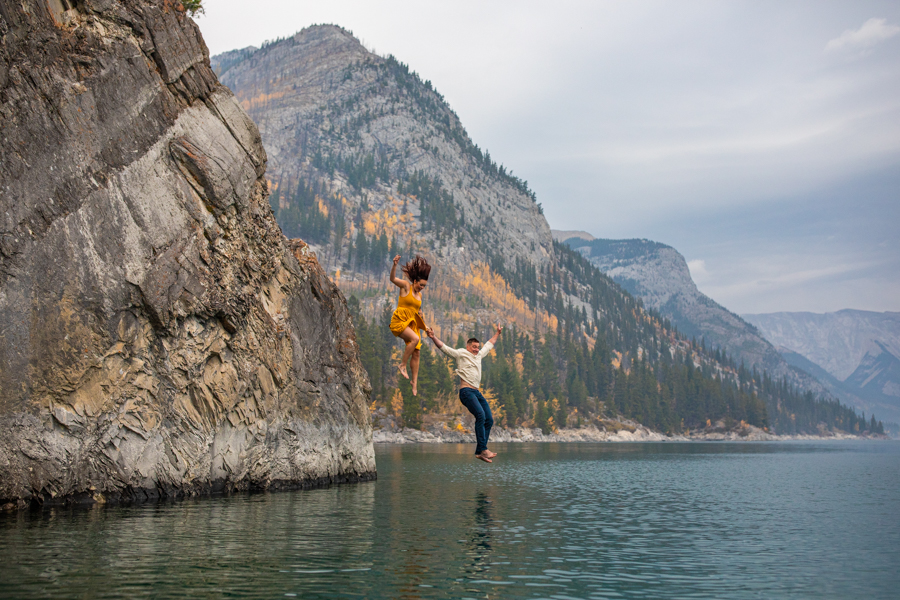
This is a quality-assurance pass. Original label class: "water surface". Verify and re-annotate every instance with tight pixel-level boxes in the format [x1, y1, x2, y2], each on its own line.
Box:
[2, 441, 898, 599]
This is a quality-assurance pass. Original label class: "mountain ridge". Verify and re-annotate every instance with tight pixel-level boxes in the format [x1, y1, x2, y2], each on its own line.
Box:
[742, 310, 900, 379]
[209, 25, 879, 437]
[553, 231, 897, 427]
[213, 25, 552, 275]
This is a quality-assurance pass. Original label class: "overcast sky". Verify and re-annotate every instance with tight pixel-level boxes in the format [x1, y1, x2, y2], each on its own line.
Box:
[197, 0, 900, 315]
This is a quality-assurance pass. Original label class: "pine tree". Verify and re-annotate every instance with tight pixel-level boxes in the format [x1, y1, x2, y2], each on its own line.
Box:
[355, 230, 368, 270]
[398, 376, 422, 429]
[535, 397, 550, 434]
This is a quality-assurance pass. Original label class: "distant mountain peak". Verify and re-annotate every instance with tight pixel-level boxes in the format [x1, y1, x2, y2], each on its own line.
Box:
[560, 237, 698, 310]
[742, 311, 900, 380]
[211, 24, 370, 80]
[743, 310, 900, 424]
[289, 23, 369, 54]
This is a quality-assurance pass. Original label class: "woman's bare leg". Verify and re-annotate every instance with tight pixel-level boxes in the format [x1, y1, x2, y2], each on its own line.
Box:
[410, 347, 420, 396]
[398, 327, 419, 382]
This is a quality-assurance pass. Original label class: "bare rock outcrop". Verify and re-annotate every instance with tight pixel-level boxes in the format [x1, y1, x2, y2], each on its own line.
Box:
[0, 0, 374, 508]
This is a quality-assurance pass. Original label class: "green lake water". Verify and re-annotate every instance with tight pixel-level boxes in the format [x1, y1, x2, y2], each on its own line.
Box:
[1, 441, 898, 599]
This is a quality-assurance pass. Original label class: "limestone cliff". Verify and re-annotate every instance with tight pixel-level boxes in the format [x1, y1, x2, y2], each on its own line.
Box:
[0, 0, 374, 509]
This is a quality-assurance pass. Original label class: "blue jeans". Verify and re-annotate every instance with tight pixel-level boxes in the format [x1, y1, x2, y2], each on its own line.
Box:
[459, 387, 493, 454]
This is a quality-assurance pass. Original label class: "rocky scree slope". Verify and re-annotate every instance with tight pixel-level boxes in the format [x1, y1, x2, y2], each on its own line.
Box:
[0, 0, 373, 509]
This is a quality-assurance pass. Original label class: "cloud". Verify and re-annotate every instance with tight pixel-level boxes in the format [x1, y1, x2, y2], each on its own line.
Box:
[695, 260, 861, 313]
[687, 235, 900, 314]
[686, 259, 710, 285]
[825, 17, 900, 53]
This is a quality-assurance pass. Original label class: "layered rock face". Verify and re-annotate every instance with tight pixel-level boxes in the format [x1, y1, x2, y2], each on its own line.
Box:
[0, 0, 374, 508]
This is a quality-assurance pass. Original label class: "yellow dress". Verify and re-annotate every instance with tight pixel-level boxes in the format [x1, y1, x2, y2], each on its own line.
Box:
[390, 290, 427, 349]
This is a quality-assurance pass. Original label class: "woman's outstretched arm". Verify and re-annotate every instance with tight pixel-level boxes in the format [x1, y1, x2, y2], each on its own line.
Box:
[389, 255, 409, 291]
[425, 327, 443, 349]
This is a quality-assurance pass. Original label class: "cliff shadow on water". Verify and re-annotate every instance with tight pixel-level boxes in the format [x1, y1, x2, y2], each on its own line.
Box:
[0, 0, 375, 510]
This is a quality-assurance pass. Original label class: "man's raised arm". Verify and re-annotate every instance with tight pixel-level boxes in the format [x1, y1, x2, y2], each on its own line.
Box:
[477, 324, 503, 358]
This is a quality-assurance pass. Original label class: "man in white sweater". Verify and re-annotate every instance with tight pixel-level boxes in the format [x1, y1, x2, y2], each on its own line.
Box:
[425, 324, 502, 463]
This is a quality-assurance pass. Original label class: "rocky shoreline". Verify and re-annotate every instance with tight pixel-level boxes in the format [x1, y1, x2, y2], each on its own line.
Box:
[373, 415, 876, 444]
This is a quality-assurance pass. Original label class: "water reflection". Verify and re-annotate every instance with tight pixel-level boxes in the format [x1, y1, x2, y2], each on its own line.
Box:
[463, 491, 494, 578]
[1, 482, 377, 598]
[2, 442, 898, 599]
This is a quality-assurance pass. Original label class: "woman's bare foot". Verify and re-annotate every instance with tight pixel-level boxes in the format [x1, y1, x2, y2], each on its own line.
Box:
[484, 450, 497, 458]
[399, 365, 409, 380]
[412, 380, 418, 396]
[476, 452, 492, 463]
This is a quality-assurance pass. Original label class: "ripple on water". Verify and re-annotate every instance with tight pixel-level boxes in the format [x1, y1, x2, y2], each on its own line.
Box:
[1, 442, 899, 599]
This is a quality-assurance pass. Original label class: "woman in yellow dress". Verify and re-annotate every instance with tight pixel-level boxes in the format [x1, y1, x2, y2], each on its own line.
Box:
[389, 254, 431, 396]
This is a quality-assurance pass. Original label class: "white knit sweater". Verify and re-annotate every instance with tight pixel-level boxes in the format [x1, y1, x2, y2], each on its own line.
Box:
[438, 341, 494, 389]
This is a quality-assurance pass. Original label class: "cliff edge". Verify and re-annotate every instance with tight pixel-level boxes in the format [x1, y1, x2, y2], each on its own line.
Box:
[0, 0, 374, 509]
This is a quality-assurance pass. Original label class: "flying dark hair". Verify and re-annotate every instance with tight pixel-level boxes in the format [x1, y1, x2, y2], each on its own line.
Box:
[401, 255, 431, 283]
[467, 337, 480, 345]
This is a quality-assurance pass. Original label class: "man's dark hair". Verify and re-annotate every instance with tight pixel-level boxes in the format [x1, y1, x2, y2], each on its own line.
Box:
[467, 337, 480, 345]
[401, 255, 431, 282]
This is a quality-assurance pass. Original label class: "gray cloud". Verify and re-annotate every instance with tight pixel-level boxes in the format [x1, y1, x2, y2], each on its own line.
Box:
[198, 0, 900, 313]
[826, 17, 900, 53]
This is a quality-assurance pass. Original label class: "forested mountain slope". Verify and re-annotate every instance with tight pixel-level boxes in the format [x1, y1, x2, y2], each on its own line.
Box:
[212, 25, 879, 436]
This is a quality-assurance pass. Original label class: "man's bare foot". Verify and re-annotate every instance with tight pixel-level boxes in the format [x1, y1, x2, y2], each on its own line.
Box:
[484, 450, 497, 458]
[399, 365, 409, 380]
[476, 453, 492, 463]
[412, 381, 417, 396]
